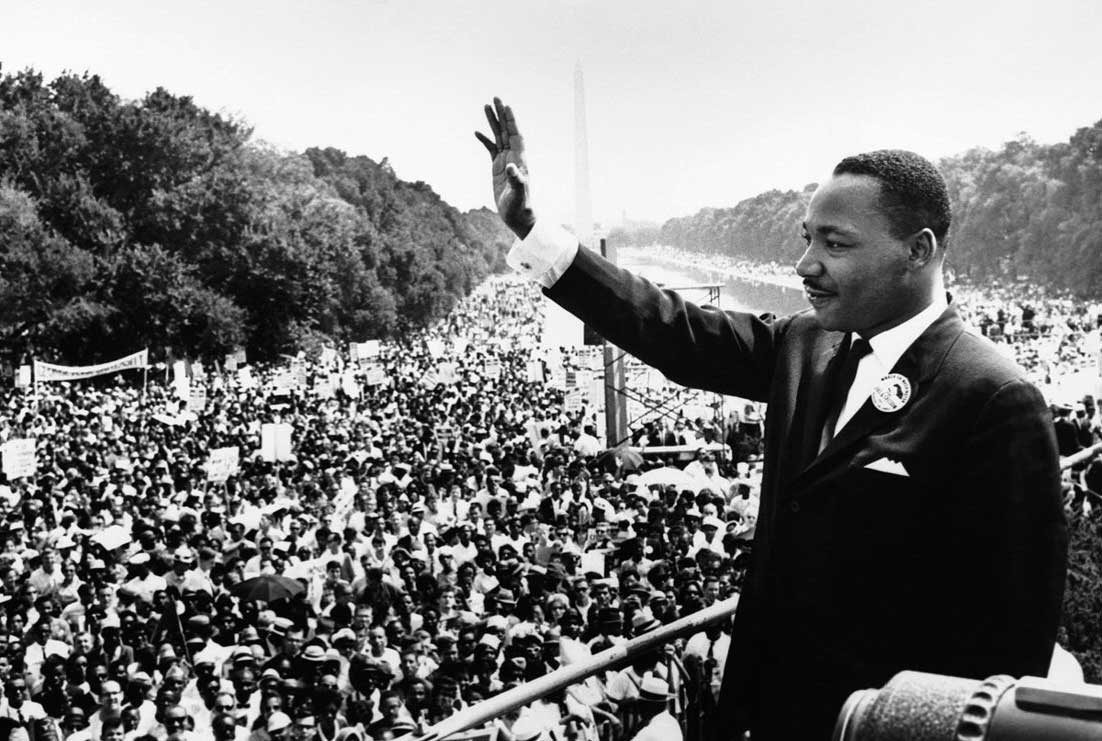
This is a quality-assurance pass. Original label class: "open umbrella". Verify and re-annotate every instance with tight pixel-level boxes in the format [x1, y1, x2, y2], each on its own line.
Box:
[634, 466, 699, 491]
[231, 574, 305, 603]
[595, 446, 645, 473]
[91, 525, 131, 551]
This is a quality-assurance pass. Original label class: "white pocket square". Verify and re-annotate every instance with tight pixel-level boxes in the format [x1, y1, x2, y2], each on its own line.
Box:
[863, 457, 909, 477]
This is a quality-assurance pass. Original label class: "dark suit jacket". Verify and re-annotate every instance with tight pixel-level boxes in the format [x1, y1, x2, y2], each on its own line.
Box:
[546, 246, 1067, 740]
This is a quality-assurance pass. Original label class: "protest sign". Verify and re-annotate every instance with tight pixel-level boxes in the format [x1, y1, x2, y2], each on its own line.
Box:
[173, 361, 189, 399]
[364, 366, 386, 387]
[352, 340, 380, 361]
[260, 423, 294, 462]
[237, 366, 256, 390]
[1, 438, 36, 479]
[206, 447, 240, 483]
[290, 358, 308, 389]
[526, 360, 544, 384]
[187, 384, 207, 413]
[564, 389, 584, 414]
[483, 361, 501, 381]
[437, 362, 458, 385]
[314, 376, 335, 399]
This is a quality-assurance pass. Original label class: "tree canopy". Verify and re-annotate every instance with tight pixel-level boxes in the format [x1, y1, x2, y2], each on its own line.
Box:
[612, 124, 1102, 297]
[0, 67, 512, 363]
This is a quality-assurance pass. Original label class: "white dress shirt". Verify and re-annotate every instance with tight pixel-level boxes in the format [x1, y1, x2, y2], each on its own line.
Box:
[834, 295, 948, 435]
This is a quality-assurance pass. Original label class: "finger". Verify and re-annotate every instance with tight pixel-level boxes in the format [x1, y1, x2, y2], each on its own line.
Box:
[493, 97, 510, 149]
[484, 103, 503, 149]
[502, 104, 525, 154]
[474, 131, 497, 157]
[505, 163, 527, 190]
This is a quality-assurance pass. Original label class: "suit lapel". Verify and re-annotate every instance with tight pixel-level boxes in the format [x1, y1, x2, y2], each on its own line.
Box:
[789, 304, 965, 491]
[781, 333, 845, 486]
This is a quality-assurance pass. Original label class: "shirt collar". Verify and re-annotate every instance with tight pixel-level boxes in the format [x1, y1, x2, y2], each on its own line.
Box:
[859, 293, 949, 372]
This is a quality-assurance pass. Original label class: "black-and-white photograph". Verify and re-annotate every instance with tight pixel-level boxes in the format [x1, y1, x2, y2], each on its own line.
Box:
[0, 2, 1100, 740]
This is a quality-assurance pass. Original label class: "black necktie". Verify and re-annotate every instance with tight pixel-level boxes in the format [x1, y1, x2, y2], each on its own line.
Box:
[820, 336, 873, 451]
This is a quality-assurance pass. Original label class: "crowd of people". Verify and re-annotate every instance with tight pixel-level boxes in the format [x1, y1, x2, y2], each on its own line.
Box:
[0, 261, 1097, 741]
[0, 275, 756, 741]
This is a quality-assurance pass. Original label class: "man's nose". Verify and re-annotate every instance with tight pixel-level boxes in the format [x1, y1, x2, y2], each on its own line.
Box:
[795, 244, 822, 278]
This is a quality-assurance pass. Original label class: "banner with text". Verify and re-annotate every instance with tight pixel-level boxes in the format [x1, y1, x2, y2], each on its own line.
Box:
[34, 350, 148, 383]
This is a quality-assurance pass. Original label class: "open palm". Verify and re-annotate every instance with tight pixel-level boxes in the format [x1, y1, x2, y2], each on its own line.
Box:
[475, 97, 536, 239]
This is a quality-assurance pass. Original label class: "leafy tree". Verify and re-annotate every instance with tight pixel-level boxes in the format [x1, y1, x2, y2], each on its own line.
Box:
[0, 67, 513, 362]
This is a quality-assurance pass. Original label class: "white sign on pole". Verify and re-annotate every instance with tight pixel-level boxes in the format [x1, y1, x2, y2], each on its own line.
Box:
[526, 360, 544, 384]
[342, 370, 363, 396]
[2, 438, 36, 479]
[364, 366, 386, 387]
[187, 383, 207, 413]
[173, 361, 189, 400]
[426, 339, 445, 358]
[260, 423, 294, 462]
[352, 340, 381, 361]
[290, 358, 308, 389]
[564, 389, 584, 414]
[437, 362, 458, 385]
[237, 366, 255, 390]
[314, 376, 335, 399]
[15, 365, 31, 390]
[206, 447, 240, 483]
[484, 362, 501, 381]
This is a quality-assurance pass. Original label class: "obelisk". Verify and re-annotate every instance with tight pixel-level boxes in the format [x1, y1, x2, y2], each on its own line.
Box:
[574, 62, 593, 247]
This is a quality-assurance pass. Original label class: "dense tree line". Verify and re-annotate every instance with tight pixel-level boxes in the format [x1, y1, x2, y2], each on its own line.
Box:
[0, 68, 511, 364]
[612, 121, 1102, 297]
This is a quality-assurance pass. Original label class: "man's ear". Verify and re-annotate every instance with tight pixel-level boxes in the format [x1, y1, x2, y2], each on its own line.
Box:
[909, 228, 938, 268]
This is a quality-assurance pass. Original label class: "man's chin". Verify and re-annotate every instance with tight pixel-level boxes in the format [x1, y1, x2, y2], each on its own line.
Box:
[808, 307, 852, 333]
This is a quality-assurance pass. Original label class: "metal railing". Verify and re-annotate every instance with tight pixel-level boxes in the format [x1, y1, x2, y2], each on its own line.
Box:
[412, 596, 741, 741]
[414, 443, 1095, 741]
[1060, 441, 1102, 471]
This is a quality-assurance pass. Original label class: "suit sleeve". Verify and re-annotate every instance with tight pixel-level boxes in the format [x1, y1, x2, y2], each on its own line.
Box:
[940, 378, 1067, 678]
[545, 246, 787, 402]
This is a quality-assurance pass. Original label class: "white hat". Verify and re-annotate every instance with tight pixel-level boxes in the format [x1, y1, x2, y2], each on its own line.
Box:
[639, 676, 671, 704]
[511, 718, 546, 741]
[267, 712, 292, 732]
[127, 552, 150, 566]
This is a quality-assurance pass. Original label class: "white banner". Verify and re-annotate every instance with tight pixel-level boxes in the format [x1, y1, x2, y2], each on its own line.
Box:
[34, 350, 148, 383]
[2, 438, 36, 479]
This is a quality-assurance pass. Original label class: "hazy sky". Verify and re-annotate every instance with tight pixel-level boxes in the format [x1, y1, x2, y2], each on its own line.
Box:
[2, 0, 1101, 228]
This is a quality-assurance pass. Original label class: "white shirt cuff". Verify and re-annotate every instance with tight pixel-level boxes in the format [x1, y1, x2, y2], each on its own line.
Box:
[505, 221, 580, 289]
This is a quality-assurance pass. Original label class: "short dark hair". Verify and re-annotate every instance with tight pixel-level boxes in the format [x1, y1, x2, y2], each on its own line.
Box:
[833, 150, 951, 248]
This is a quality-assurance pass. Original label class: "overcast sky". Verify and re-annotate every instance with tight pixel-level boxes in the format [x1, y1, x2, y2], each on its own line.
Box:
[2, 0, 1101, 228]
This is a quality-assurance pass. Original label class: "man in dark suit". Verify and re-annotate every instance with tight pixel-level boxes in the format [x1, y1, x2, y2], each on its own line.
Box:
[476, 98, 1067, 740]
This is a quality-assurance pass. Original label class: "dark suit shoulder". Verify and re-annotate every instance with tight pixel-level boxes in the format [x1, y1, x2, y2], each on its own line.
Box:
[943, 325, 1040, 398]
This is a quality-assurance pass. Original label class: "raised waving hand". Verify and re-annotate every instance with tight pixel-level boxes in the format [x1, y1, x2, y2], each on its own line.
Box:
[475, 97, 536, 239]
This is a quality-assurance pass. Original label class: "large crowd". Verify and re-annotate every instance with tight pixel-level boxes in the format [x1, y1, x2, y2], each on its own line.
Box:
[0, 275, 757, 741]
[0, 262, 1097, 741]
